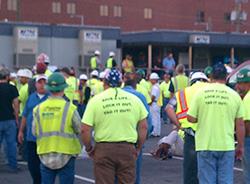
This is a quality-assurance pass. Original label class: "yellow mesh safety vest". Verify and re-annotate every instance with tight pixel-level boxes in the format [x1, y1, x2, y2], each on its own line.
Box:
[106, 58, 113, 69]
[90, 57, 97, 69]
[172, 75, 189, 92]
[34, 98, 81, 155]
[175, 82, 207, 131]
[65, 76, 79, 102]
[123, 59, 133, 73]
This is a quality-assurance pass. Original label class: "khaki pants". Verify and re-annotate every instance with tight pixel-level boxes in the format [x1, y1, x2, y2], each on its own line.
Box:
[94, 142, 137, 184]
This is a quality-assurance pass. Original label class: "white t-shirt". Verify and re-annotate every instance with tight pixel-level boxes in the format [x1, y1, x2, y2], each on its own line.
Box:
[151, 83, 160, 102]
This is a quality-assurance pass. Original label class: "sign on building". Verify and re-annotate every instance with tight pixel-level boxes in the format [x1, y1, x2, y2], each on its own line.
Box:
[189, 35, 210, 44]
[17, 27, 38, 40]
[83, 31, 102, 43]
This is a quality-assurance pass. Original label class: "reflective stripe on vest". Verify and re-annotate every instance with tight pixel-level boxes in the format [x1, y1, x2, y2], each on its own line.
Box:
[174, 77, 178, 92]
[36, 102, 76, 139]
[176, 90, 188, 120]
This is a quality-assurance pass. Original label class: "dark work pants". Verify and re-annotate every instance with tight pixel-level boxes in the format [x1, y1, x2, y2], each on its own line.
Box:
[183, 133, 198, 184]
[26, 141, 41, 184]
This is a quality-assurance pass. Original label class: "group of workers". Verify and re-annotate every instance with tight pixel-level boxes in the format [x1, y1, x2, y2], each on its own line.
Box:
[0, 51, 250, 184]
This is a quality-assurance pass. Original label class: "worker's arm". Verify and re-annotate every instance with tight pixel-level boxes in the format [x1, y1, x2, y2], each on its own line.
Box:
[187, 115, 197, 123]
[137, 118, 148, 153]
[166, 105, 181, 128]
[81, 124, 94, 157]
[235, 118, 245, 160]
[18, 116, 27, 144]
[13, 98, 19, 126]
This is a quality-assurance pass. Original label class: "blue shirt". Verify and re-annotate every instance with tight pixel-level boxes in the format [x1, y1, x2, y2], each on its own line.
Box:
[162, 57, 176, 71]
[123, 86, 153, 134]
[22, 92, 49, 142]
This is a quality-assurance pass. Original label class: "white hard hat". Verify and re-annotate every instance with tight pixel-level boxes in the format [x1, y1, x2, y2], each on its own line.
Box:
[91, 70, 99, 77]
[94, 50, 101, 55]
[190, 72, 208, 82]
[79, 74, 88, 80]
[109, 51, 115, 57]
[17, 69, 33, 79]
[10, 72, 17, 78]
[149, 73, 160, 80]
[99, 72, 106, 79]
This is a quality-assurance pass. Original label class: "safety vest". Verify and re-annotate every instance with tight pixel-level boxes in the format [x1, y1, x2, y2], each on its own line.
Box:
[176, 82, 207, 131]
[90, 57, 97, 69]
[106, 58, 113, 69]
[87, 78, 103, 96]
[123, 59, 134, 73]
[172, 75, 189, 93]
[160, 81, 171, 98]
[65, 76, 79, 102]
[45, 69, 52, 77]
[34, 98, 81, 155]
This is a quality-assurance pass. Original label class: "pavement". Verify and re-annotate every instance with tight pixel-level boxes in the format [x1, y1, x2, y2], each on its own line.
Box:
[0, 123, 244, 184]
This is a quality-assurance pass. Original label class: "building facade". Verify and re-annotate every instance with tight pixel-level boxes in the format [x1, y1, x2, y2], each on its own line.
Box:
[0, 0, 249, 33]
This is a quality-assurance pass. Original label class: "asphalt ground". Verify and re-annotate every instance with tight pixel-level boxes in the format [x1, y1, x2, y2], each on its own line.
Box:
[0, 123, 244, 184]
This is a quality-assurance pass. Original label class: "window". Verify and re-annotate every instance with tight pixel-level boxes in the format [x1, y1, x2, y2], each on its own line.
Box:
[52, 2, 61, 14]
[144, 8, 152, 19]
[113, 6, 122, 17]
[196, 10, 205, 22]
[67, 3, 76, 14]
[100, 5, 108, 16]
[7, 0, 17, 11]
[224, 12, 231, 23]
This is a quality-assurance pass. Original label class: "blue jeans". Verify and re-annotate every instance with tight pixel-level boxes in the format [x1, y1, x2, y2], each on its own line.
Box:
[197, 151, 235, 184]
[40, 157, 75, 184]
[161, 98, 169, 123]
[0, 120, 17, 169]
[244, 137, 250, 184]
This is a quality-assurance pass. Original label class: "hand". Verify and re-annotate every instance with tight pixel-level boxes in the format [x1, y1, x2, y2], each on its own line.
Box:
[85, 145, 95, 159]
[18, 131, 24, 144]
[235, 145, 244, 160]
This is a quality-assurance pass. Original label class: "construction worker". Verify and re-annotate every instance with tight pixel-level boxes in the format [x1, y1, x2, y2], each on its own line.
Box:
[36, 53, 52, 77]
[17, 69, 33, 117]
[32, 72, 81, 184]
[90, 50, 102, 71]
[87, 70, 103, 97]
[18, 74, 49, 184]
[78, 74, 91, 117]
[0, 67, 19, 172]
[187, 64, 245, 184]
[166, 72, 209, 184]
[136, 70, 152, 104]
[9, 72, 17, 86]
[106, 51, 117, 69]
[169, 64, 189, 98]
[81, 69, 148, 184]
[236, 68, 250, 183]
[149, 72, 161, 137]
[123, 72, 152, 184]
[122, 54, 134, 73]
[160, 72, 171, 124]
[61, 67, 79, 105]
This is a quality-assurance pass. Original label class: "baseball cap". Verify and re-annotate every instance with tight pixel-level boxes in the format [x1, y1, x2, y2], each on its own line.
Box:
[149, 73, 160, 80]
[204, 66, 213, 77]
[46, 72, 68, 92]
[105, 69, 122, 87]
[79, 74, 88, 80]
[237, 68, 250, 83]
[36, 74, 48, 82]
[136, 69, 146, 78]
